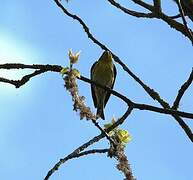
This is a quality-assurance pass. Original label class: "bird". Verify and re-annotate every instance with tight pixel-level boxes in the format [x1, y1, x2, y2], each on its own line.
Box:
[90, 51, 117, 120]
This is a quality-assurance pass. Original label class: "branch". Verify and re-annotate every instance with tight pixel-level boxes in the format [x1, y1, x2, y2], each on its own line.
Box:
[172, 114, 193, 141]
[0, 70, 47, 88]
[53, 1, 193, 141]
[0, 63, 62, 71]
[170, 14, 181, 19]
[0, 63, 62, 88]
[44, 107, 133, 180]
[131, 0, 154, 12]
[131, 0, 193, 43]
[153, 0, 161, 14]
[134, 102, 193, 119]
[175, 0, 193, 44]
[108, 0, 193, 42]
[54, 0, 108, 50]
[92, 120, 116, 146]
[107, 0, 155, 18]
[172, 69, 193, 110]
[114, 144, 135, 180]
[44, 149, 109, 180]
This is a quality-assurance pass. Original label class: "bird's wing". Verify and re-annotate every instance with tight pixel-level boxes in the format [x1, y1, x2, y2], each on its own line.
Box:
[91, 61, 98, 108]
[104, 64, 117, 107]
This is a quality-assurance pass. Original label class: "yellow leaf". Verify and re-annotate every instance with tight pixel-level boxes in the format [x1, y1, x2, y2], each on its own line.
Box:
[71, 69, 81, 78]
[60, 67, 69, 76]
[68, 49, 81, 64]
[117, 129, 132, 144]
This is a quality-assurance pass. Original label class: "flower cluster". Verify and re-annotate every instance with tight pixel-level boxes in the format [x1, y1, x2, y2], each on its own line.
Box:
[60, 50, 96, 120]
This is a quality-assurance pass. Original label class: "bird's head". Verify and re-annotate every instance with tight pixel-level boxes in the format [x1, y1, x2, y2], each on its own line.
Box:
[100, 51, 113, 63]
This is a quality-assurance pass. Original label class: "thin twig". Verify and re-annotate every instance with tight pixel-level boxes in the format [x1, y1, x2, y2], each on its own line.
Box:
[175, 0, 193, 44]
[131, 0, 193, 43]
[170, 14, 181, 19]
[131, 0, 154, 11]
[0, 63, 62, 71]
[0, 64, 62, 88]
[107, 0, 155, 18]
[172, 114, 193, 141]
[172, 69, 193, 110]
[153, 0, 161, 14]
[1, 69, 47, 88]
[44, 149, 109, 180]
[134, 102, 193, 119]
[91, 120, 116, 146]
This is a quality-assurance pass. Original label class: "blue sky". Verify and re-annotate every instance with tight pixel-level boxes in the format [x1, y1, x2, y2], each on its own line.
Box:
[0, 1, 193, 180]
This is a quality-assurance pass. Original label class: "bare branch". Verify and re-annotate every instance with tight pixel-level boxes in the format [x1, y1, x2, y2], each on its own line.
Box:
[175, 0, 193, 44]
[44, 149, 109, 180]
[0, 63, 62, 88]
[131, 0, 154, 12]
[54, 0, 108, 50]
[134, 102, 193, 119]
[91, 120, 116, 146]
[108, 0, 193, 42]
[170, 14, 181, 19]
[172, 115, 193, 141]
[172, 69, 193, 110]
[107, 0, 155, 18]
[131, 0, 193, 43]
[0, 77, 18, 87]
[173, 0, 193, 22]
[153, 0, 161, 14]
[0, 70, 47, 88]
[0, 63, 62, 71]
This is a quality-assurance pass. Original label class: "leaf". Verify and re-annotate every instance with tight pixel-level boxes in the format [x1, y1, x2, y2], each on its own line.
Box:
[71, 68, 81, 78]
[60, 67, 69, 76]
[68, 49, 81, 64]
[117, 129, 132, 144]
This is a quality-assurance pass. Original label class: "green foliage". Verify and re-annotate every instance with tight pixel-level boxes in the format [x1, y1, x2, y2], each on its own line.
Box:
[104, 118, 132, 145]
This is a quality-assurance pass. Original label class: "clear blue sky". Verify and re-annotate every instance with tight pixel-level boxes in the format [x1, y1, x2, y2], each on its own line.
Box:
[0, 1, 193, 180]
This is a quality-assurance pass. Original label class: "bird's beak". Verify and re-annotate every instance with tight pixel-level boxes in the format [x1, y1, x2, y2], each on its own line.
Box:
[107, 51, 112, 60]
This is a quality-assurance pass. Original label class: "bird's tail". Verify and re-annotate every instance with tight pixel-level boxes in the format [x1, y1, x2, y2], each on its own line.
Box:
[96, 107, 105, 120]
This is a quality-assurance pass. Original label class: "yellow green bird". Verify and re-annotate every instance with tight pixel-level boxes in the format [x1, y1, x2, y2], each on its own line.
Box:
[91, 51, 117, 120]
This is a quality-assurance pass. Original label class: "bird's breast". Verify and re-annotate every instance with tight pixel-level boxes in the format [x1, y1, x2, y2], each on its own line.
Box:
[92, 63, 114, 86]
